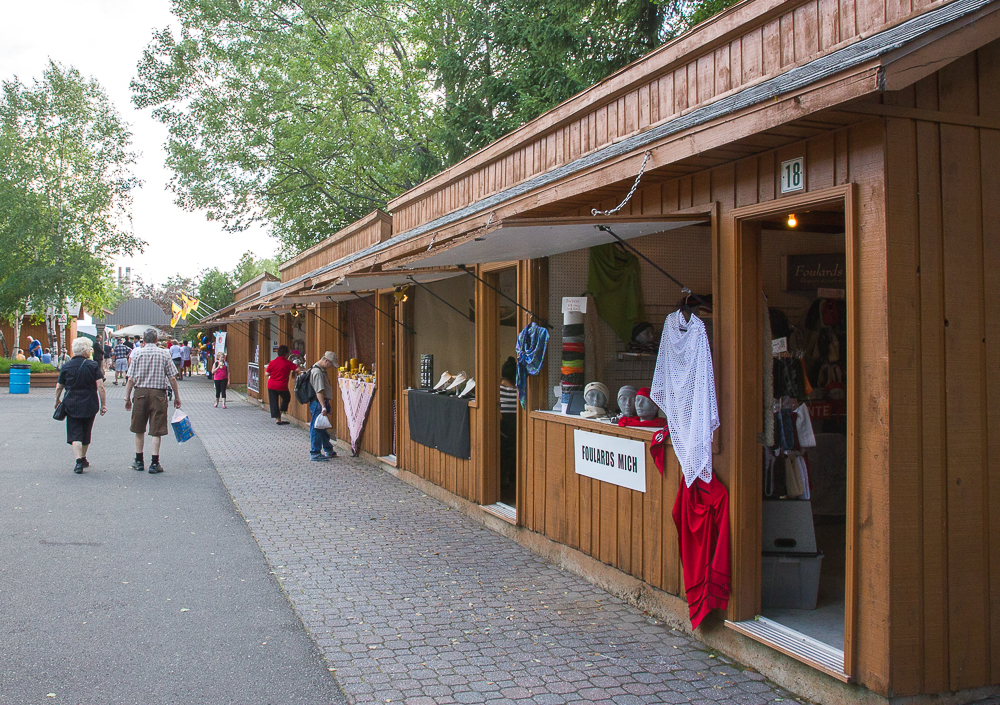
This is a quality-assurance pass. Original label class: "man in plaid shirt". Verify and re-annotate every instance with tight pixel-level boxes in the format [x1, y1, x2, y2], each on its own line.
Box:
[124, 328, 181, 474]
[112, 339, 130, 385]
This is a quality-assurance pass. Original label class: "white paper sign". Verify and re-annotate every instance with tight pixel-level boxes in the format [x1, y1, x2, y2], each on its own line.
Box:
[771, 337, 787, 355]
[573, 429, 646, 493]
[561, 297, 588, 314]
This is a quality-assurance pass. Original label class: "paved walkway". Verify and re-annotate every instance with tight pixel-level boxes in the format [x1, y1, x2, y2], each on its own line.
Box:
[185, 376, 798, 705]
[0, 376, 344, 705]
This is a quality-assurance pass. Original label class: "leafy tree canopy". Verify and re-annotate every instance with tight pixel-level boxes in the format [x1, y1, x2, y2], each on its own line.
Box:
[0, 61, 143, 322]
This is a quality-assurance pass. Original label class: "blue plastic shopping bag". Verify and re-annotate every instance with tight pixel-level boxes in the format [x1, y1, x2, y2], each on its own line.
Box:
[171, 409, 195, 443]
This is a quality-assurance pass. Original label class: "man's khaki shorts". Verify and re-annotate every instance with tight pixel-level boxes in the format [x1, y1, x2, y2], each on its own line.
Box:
[131, 388, 168, 437]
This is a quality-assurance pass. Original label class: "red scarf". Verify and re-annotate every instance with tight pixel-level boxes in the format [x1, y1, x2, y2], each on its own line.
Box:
[672, 477, 731, 630]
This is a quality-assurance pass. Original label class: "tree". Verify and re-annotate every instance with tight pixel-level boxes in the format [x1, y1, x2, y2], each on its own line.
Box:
[0, 61, 143, 340]
[133, 273, 198, 318]
[230, 251, 279, 288]
[134, 0, 739, 257]
[197, 267, 236, 314]
[132, 0, 441, 255]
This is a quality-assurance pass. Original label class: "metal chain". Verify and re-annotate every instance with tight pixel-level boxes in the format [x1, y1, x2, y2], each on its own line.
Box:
[591, 151, 652, 217]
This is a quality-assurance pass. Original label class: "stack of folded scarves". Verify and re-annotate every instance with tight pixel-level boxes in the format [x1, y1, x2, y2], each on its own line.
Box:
[561, 320, 585, 406]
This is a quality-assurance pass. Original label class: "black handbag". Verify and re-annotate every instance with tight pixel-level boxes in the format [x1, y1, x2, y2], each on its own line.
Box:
[53, 363, 75, 421]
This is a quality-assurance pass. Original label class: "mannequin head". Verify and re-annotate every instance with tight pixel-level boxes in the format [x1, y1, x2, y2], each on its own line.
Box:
[632, 322, 655, 344]
[617, 385, 637, 417]
[634, 387, 658, 420]
[584, 382, 609, 410]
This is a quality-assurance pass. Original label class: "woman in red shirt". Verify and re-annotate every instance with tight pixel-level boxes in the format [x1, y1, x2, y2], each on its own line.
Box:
[266, 345, 301, 425]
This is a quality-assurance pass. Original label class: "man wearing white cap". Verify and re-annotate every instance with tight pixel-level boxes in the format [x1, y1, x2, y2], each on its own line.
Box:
[308, 351, 338, 461]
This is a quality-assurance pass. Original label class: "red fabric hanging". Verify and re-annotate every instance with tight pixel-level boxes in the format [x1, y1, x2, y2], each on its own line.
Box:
[672, 476, 731, 630]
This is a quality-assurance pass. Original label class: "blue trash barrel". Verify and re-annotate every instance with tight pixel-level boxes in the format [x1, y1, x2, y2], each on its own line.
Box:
[9, 364, 30, 394]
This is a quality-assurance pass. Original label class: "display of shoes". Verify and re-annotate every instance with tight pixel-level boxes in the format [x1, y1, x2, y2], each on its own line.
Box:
[433, 371, 453, 390]
[458, 378, 476, 398]
[445, 372, 468, 392]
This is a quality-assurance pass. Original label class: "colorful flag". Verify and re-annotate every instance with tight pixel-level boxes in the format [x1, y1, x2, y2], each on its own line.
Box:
[188, 296, 200, 313]
[180, 294, 193, 319]
[171, 302, 182, 328]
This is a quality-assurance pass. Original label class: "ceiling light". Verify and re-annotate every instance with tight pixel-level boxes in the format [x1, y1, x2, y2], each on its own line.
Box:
[787, 213, 798, 228]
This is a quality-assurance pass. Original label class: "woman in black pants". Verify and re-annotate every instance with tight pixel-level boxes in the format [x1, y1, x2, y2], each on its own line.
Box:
[54, 337, 108, 473]
[265, 345, 299, 425]
[212, 353, 229, 408]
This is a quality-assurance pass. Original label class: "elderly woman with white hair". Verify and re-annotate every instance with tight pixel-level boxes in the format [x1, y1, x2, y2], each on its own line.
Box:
[54, 337, 108, 474]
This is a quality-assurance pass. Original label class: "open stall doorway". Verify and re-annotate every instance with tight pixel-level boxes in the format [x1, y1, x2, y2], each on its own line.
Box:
[736, 197, 854, 676]
[497, 267, 519, 508]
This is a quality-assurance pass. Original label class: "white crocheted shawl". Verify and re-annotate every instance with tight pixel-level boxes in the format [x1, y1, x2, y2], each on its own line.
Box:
[651, 311, 720, 486]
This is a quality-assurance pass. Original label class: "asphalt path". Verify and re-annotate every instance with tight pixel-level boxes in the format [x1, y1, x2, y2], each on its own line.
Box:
[0, 378, 345, 705]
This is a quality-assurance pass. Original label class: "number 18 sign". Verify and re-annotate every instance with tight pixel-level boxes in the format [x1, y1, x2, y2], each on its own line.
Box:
[780, 157, 804, 193]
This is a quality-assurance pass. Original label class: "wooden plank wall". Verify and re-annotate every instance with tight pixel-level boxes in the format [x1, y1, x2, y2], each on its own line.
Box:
[398, 391, 482, 503]
[225, 322, 249, 386]
[389, 0, 942, 234]
[884, 43, 1000, 696]
[523, 416, 682, 594]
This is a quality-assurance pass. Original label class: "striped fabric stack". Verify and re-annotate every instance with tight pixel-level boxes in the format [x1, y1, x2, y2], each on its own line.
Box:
[560, 308, 585, 408]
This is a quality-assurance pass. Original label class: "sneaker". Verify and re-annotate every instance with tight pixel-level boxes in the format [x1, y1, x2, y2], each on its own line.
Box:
[131, 459, 145, 472]
[310, 455, 329, 462]
[148, 462, 163, 474]
[80, 458, 90, 468]
[74, 460, 84, 474]
[324, 451, 338, 459]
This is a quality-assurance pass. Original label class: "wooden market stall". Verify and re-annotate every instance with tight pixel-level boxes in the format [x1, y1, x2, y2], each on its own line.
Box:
[199, 0, 1000, 699]
[302, 0, 1000, 700]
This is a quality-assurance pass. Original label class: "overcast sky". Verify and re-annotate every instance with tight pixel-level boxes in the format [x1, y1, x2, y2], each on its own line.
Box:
[0, 0, 279, 286]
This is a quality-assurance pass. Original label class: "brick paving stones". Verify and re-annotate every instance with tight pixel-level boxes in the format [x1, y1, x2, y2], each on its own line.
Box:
[184, 377, 802, 704]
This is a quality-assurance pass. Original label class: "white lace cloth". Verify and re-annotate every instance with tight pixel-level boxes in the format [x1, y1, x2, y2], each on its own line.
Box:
[651, 311, 720, 486]
[338, 378, 375, 455]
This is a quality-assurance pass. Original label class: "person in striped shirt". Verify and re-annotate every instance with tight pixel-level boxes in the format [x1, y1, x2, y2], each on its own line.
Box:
[500, 356, 518, 494]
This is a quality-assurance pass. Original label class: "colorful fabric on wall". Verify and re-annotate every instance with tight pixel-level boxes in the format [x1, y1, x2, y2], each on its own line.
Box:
[588, 243, 643, 343]
[338, 377, 375, 456]
[515, 322, 549, 408]
[560, 308, 585, 407]
[672, 476, 731, 630]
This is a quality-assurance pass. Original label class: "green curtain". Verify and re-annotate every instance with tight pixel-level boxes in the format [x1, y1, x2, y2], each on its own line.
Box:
[587, 243, 644, 343]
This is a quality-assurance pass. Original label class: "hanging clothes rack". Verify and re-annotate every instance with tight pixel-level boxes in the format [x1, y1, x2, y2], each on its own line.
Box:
[351, 292, 416, 335]
[406, 276, 474, 324]
[457, 264, 552, 330]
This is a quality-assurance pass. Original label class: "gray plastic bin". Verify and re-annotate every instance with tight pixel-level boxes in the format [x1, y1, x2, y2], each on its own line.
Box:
[761, 551, 824, 610]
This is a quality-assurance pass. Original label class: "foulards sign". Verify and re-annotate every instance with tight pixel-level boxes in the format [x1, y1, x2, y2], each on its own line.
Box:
[573, 429, 646, 492]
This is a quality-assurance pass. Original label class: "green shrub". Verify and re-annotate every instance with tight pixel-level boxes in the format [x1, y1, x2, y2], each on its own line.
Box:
[0, 359, 58, 374]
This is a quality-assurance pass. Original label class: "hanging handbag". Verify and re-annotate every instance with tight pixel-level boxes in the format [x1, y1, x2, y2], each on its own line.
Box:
[53, 361, 79, 420]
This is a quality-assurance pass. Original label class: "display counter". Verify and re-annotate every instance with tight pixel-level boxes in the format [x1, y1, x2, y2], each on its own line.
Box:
[523, 408, 684, 598]
[398, 389, 481, 503]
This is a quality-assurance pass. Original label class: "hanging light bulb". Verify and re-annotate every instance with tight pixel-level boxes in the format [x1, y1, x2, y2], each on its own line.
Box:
[787, 213, 798, 228]
[290, 304, 300, 318]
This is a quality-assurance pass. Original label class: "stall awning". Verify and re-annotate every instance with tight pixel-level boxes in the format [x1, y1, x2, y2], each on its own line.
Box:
[388, 215, 708, 269]
[280, 269, 465, 303]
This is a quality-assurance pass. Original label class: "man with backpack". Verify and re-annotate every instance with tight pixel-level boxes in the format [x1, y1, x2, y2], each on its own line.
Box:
[295, 351, 338, 461]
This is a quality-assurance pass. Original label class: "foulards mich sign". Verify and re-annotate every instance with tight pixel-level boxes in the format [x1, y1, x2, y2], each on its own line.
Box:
[573, 429, 646, 493]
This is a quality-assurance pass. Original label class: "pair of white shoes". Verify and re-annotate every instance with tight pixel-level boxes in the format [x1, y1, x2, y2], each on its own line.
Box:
[433, 371, 476, 398]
